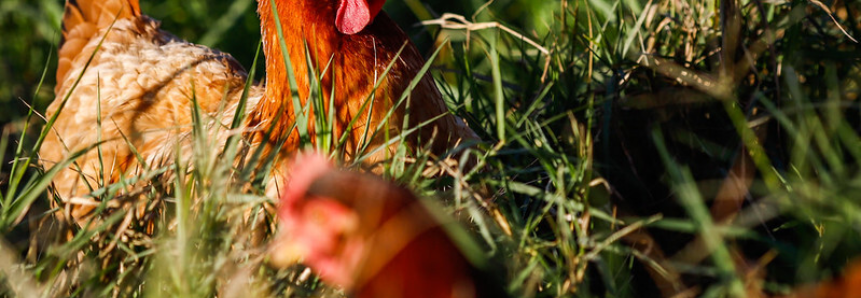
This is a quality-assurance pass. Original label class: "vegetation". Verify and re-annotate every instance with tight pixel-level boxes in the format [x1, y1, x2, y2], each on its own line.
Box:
[1, 0, 861, 297]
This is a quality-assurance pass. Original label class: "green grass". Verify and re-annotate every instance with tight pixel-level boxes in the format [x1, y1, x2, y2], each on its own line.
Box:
[2, 0, 861, 297]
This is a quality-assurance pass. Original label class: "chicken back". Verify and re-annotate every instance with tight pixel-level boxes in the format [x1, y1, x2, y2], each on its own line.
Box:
[43, 0, 262, 224]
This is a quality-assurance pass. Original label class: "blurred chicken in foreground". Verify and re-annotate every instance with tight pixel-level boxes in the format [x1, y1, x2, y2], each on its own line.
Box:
[775, 260, 861, 298]
[269, 153, 508, 298]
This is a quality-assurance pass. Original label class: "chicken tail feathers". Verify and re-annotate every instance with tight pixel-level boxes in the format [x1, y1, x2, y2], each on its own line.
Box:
[58, 0, 141, 84]
[61, 0, 141, 44]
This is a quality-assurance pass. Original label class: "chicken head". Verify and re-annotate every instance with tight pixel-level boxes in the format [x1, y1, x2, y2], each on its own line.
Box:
[269, 153, 508, 298]
[270, 154, 366, 287]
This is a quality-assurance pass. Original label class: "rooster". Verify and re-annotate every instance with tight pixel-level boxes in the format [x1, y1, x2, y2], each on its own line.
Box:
[41, 0, 480, 224]
[269, 153, 508, 298]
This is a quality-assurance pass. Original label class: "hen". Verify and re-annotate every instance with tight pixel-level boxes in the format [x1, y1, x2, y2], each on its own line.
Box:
[41, 0, 479, 224]
[43, 0, 263, 224]
[269, 153, 508, 298]
[254, 0, 481, 165]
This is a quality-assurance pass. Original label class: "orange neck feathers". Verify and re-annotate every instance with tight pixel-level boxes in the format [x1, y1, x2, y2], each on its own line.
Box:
[252, 0, 397, 159]
[253, 0, 342, 152]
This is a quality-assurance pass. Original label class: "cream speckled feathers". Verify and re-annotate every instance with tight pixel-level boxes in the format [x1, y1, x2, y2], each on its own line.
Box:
[42, 0, 263, 224]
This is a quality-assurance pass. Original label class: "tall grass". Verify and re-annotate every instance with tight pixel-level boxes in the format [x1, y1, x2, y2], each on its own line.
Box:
[1, 0, 861, 297]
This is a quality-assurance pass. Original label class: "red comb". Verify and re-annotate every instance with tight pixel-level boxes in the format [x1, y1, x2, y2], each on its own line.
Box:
[335, 0, 386, 35]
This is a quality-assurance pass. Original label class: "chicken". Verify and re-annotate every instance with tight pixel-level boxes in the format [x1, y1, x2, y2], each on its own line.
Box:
[43, 0, 263, 224]
[269, 153, 508, 298]
[41, 0, 480, 225]
[253, 0, 480, 165]
[773, 260, 861, 298]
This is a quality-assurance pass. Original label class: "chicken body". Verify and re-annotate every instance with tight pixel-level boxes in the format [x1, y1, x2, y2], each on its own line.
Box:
[42, 0, 479, 224]
[43, 0, 262, 223]
[270, 154, 507, 298]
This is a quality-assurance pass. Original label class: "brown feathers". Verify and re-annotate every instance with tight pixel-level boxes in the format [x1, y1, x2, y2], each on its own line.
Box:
[44, 0, 260, 225]
[58, 0, 141, 86]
